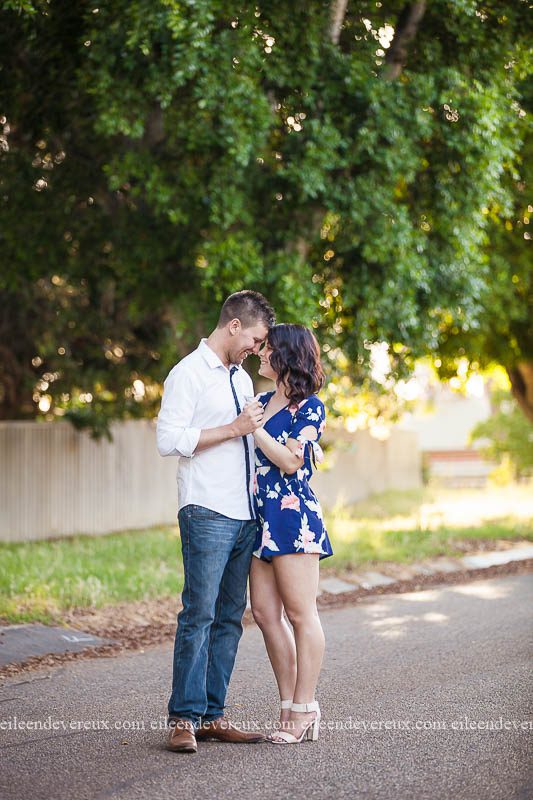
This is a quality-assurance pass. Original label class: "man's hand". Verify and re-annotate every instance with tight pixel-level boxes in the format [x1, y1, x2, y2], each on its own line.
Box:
[232, 400, 264, 437]
[194, 399, 264, 453]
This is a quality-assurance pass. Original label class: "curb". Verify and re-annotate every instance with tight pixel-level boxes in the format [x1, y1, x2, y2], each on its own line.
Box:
[315, 542, 533, 599]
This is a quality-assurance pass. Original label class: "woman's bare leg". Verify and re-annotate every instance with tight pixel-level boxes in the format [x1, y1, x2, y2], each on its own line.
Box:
[249, 556, 297, 726]
[271, 553, 324, 739]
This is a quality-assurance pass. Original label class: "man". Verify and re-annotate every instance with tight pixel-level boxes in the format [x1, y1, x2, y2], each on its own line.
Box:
[157, 290, 275, 753]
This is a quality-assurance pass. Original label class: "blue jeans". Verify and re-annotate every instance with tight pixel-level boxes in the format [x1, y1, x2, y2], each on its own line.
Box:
[168, 504, 256, 726]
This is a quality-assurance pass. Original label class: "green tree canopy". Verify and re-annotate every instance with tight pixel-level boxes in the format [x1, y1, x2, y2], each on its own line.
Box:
[1, 0, 531, 432]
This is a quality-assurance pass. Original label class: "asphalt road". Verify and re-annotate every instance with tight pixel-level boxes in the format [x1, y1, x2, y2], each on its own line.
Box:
[1, 573, 532, 800]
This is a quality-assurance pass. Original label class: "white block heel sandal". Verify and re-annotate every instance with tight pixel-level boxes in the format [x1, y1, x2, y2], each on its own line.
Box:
[270, 701, 321, 744]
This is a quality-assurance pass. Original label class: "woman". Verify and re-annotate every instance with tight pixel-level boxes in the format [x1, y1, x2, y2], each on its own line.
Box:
[249, 323, 333, 744]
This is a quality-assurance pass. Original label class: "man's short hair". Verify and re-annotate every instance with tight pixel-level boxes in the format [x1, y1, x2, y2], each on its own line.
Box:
[217, 290, 275, 330]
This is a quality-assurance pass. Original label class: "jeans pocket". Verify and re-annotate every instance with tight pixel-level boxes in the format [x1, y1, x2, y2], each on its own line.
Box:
[186, 504, 221, 520]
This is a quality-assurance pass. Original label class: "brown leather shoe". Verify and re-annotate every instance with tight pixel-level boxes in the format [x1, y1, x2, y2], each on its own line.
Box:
[195, 717, 266, 743]
[167, 718, 197, 753]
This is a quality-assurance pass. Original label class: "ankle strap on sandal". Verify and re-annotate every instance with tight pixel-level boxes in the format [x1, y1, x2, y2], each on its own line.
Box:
[292, 701, 319, 713]
[280, 699, 293, 709]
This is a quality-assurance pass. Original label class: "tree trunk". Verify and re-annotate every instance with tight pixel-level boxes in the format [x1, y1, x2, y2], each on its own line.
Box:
[143, 103, 165, 147]
[384, 2, 427, 81]
[329, 0, 349, 45]
[507, 362, 533, 424]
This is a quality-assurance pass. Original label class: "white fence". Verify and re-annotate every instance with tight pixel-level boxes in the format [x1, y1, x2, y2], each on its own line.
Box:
[0, 420, 420, 542]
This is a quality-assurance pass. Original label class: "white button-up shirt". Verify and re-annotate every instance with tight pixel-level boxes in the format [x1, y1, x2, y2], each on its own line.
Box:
[156, 339, 255, 520]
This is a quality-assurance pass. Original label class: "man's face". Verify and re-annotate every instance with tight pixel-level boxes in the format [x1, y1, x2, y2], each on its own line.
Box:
[228, 320, 269, 365]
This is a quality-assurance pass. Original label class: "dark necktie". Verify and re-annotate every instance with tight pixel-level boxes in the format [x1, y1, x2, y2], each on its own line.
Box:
[229, 366, 254, 518]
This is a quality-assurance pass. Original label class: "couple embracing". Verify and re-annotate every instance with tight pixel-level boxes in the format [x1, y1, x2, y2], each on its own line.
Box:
[156, 290, 333, 753]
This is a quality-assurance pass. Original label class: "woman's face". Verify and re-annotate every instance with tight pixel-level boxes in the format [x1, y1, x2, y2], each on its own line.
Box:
[258, 341, 277, 381]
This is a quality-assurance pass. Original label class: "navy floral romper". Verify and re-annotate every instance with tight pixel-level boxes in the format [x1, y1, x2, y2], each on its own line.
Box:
[252, 392, 334, 562]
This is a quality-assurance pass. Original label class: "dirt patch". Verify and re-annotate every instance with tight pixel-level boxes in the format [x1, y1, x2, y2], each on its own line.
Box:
[1, 557, 531, 683]
[441, 538, 530, 553]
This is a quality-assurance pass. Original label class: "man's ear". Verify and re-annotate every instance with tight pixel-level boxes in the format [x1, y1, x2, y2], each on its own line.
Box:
[229, 318, 241, 336]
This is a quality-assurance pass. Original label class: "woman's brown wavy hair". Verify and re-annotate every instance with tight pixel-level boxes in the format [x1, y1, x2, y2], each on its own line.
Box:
[267, 324, 325, 405]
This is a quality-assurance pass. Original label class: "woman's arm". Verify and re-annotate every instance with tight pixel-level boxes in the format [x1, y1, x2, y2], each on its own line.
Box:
[253, 424, 318, 474]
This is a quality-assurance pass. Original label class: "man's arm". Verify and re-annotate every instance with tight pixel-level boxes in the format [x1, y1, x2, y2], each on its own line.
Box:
[195, 403, 263, 452]
[156, 367, 264, 457]
[156, 367, 202, 457]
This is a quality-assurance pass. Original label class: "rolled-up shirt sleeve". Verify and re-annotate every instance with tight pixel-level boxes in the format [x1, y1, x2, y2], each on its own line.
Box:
[156, 366, 202, 458]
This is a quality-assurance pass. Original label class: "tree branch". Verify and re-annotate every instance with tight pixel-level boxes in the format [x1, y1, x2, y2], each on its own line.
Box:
[383, 2, 427, 81]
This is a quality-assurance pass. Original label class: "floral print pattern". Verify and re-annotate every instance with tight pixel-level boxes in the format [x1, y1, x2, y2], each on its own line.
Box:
[252, 393, 334, 562]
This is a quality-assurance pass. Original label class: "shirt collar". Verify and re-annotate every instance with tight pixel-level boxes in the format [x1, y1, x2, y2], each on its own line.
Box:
[199, 338, 241, 372]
